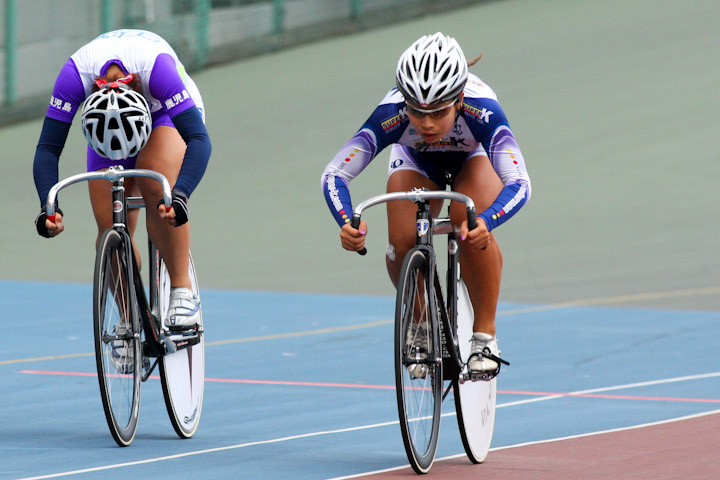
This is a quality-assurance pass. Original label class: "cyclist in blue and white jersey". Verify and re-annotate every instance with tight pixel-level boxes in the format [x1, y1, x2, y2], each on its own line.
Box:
[321, 33, 530, 375]
[33, 29, 211, 330]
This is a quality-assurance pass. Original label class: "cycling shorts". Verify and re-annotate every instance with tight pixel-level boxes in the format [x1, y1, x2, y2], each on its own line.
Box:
[386, 143, 488, 187]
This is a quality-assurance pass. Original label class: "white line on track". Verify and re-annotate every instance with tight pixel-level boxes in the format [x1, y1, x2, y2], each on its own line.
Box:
[16, 371, 720, 480]
[497, 371, 720, 408]
[324, 408, 720, 479]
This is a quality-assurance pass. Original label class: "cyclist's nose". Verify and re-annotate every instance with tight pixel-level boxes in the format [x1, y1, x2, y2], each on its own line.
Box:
[420, 115, 435, 128]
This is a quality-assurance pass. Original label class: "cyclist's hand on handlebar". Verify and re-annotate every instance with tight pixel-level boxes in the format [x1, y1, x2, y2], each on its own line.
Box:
[35, 208, 64, 238]
[340, 221, 367, 252]
[460, 217, 490, 250]
[157, 190, 189, 227]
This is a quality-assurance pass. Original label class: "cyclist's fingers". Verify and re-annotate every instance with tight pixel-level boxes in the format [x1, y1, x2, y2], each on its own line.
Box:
[340, 232, 365, 251]
[45, 216, 64, 234]
[157, 204, 178, 227]
[45, 219, 59, 230]
[339, 221, 367, 251]
[342, 240, 365, 252]
[462, 220, 490, 249]
[341, 221, 367, 239]
[158, 203, 176, 220]
[458, 220, 469, 241]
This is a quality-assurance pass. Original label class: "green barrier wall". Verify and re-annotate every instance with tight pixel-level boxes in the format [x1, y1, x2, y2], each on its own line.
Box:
[0, 0, 480, 123]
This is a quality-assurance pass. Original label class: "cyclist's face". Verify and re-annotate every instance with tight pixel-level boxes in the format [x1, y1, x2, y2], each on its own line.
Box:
[405, 95, 462, 143]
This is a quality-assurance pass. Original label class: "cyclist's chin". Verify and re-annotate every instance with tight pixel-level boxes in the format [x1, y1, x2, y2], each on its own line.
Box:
[421, 133, 440, 142]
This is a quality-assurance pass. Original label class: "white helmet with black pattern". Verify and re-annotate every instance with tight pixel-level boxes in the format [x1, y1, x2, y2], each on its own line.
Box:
[396, 32, 468, 106]
[81, 82, 151, 160]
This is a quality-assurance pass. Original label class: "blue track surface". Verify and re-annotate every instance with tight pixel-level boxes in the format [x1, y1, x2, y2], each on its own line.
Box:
[3, 280, 719, 479]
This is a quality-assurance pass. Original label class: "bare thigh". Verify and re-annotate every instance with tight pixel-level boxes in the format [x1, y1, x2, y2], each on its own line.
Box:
[385, 169, 444, 285]
[135, 126, 185, 203]
[88, 176, 141, 241]
[449, 155, 504, 227]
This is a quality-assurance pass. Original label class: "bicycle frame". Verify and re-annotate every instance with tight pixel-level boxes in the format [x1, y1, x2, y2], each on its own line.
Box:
[351, 189, 477, 380]
[47, 166, 206, 445]
[46, 166, 196, 376]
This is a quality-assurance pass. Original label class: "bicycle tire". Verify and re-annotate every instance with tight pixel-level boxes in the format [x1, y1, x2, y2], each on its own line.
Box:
[453, 277, 496, 463]
[93, 229, 142, 447]
[156, 251, 205, 439]
[395, 249, 443, 474]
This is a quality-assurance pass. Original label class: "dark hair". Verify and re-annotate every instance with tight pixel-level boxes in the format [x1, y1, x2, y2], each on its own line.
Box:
[468, 54, 483, 67]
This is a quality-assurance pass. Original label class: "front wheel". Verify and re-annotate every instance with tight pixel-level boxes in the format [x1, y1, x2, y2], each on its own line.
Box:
[395, 249, 442, 474]
[453, 277, 496, 463]
[93, 229, 142, 447]
[156, 250, 205, 439]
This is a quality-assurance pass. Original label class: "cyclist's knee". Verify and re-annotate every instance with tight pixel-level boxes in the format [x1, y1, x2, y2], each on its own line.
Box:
[387, 233, 413, 257]
[137, 177, 163, 202]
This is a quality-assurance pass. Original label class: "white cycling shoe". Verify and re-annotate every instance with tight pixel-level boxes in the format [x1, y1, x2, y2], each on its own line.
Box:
[406, 322, 431, 379]
[165, 287, 201, 330]
[110, 325, 134, 374]
[469, 332, 500, 373]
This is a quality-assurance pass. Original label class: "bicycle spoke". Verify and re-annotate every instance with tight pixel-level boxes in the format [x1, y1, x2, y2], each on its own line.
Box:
[395, 249, 442, 474]
[94, 229, 141, 446]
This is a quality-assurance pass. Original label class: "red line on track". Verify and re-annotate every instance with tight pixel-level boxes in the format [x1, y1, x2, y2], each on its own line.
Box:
[18, 370, 720, 403]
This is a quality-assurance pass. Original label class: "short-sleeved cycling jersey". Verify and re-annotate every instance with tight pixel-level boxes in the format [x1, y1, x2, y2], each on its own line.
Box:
[321, 73, 530, 231]
[49, 30, 204, 121]
[33, 29, 210, 206]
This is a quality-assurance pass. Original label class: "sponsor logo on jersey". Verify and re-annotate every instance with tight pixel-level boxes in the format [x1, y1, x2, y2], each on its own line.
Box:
[97, 30, 162, 43]
[492, 183, 527, 221]
[164, 89, 190, 110]
[414, 137, 469, 150]
[49, 95, 72, 113]
[464, 104, 493, 123]
[326, 175, 350, 223]
[381, 113, 403, 132]
[467, 78, 486, 89]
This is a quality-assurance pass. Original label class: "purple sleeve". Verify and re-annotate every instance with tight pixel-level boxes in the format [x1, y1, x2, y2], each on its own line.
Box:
[45, 59, 86, 123]
[148, 53, 196, 117]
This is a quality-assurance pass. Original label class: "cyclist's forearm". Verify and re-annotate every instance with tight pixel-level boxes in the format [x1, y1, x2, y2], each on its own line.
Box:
[34, 116, 71, 206]
[321, 135, 376, 228]
[477, 180, 529, 231]
[171, 107, 211, 198]
[322, 174, 354, 228]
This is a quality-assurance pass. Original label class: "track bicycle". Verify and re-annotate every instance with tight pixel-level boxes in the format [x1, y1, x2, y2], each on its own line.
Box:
[46, 166, 205, 446]
[351, 187, 509, 474]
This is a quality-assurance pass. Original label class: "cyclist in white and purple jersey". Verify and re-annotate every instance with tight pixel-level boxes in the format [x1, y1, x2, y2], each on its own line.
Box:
[33, 29, 211, 329]
[321, 33, 530, 374]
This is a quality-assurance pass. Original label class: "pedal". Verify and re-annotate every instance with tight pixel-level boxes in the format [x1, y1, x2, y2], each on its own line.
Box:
[162, 326, 202, 353]
[469, 370, 494, 382]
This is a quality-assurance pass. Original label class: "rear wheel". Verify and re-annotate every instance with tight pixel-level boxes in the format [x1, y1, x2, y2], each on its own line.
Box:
[453, 277, 496, 463]
[395, 249, 442, 474]
[93, 229, 142, 447]
[156, 250, 205, 439]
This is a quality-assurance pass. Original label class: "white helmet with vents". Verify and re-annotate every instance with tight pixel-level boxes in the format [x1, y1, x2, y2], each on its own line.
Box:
[81, 82, 151, 160]
[396, 32, 468, 106]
